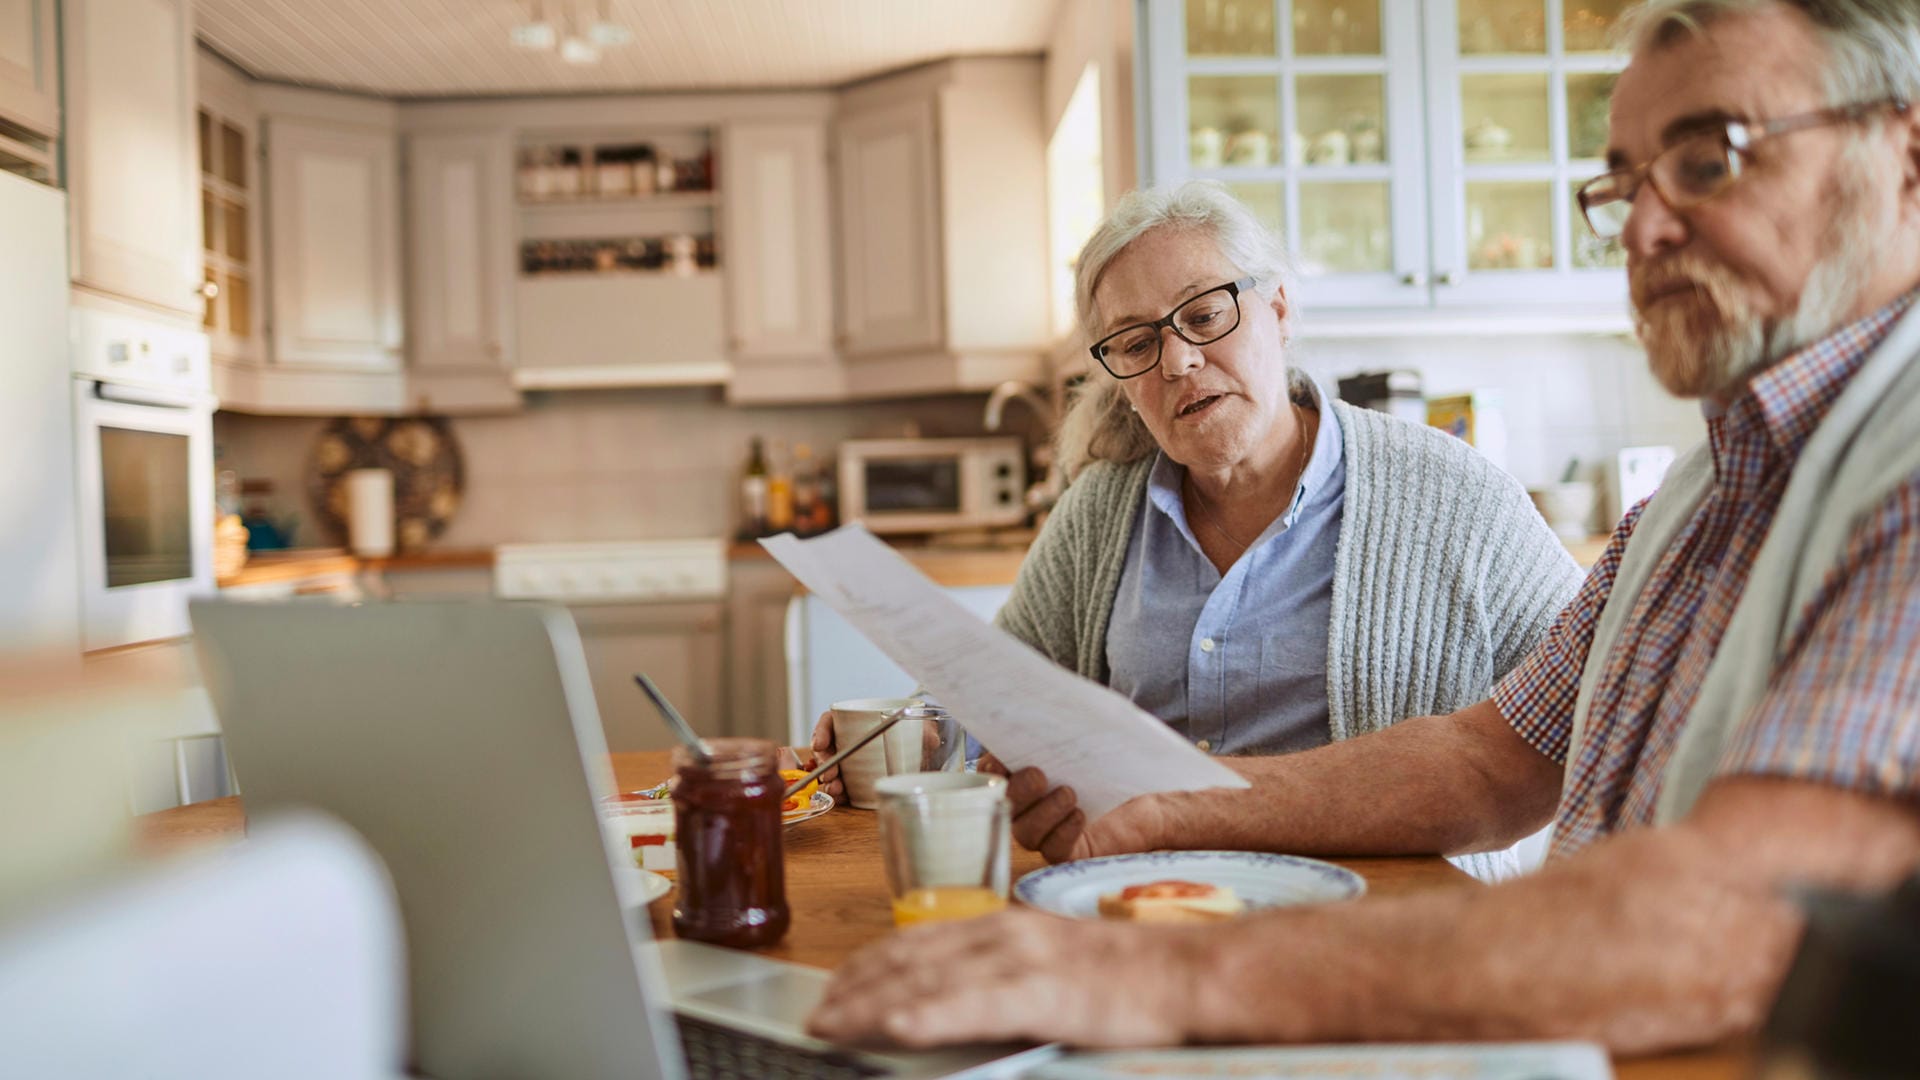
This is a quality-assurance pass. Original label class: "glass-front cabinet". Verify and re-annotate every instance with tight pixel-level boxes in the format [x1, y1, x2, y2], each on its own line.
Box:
[1143, 0, 1631, 322]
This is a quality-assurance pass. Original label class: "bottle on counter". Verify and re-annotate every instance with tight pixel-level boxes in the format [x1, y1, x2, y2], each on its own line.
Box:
[739, 436, 770, 539]
[815, 452, 838, 534]
[765, 441, 795, 535]
[791, 443, 820, 536]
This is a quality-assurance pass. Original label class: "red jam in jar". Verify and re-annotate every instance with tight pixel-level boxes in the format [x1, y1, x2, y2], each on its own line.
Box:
[671, 738, 790, 948]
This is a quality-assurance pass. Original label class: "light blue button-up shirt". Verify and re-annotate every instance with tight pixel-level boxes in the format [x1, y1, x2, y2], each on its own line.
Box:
[1104, 377, 1346, 755]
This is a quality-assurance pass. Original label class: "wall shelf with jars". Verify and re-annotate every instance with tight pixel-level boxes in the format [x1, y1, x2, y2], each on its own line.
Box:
[514, 134, 715, 204]
[519, 235, 718, 277]
[510, 126, 729, 385]
[513, 129, 721, 277]
[1142, 0, 1633, 329]
[516, 190, 718, 215]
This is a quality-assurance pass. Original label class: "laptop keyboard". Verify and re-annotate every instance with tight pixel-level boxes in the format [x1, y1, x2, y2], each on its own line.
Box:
[674, 1012, 891, 1079]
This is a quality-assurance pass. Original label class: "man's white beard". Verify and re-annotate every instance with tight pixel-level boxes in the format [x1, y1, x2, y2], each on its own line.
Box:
[1632, 168, 1882, 400]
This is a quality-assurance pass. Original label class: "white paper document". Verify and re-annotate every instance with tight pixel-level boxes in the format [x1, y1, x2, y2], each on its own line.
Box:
[761, 526, 1248, 819]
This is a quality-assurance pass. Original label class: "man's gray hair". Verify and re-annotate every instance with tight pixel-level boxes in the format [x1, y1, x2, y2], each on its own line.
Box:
[1056, 181, 1294, 478]
[1620, 0, 1920, 107]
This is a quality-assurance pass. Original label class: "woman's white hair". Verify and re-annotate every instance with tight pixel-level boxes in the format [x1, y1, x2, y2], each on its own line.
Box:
[1056, 180, 1296, 479]
[1618, 0, 1920, 107]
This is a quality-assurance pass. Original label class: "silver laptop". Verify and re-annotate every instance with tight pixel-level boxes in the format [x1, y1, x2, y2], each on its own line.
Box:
[191, 598, 1053, 1080]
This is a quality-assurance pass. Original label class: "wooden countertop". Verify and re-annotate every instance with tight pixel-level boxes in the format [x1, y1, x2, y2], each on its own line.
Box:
[137, 749, 1746, 1077]
[219, 528, 1601, 593]
[215, 547, 496, 589]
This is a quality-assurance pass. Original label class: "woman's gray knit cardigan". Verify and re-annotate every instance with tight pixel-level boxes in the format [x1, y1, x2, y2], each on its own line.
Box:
[994, 402, 1583, 876]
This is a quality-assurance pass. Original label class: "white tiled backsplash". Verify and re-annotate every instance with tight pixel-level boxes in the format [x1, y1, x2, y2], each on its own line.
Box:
[217, 335, 1699, 550]
[1297, 332, 1705, 507]
[212, 389, 1006, 548]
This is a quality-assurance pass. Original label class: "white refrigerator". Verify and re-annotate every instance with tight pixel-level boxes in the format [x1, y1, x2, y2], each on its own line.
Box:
[0, 171, 81, 661]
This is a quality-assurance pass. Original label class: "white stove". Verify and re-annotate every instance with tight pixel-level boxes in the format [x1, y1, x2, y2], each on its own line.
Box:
[493, 540, 728, 602]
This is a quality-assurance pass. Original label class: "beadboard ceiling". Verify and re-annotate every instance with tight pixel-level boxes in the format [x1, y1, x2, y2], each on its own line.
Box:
[194, 0, 1063, 98]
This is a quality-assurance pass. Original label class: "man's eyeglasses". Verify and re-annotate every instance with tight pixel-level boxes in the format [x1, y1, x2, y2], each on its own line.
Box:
[1089, 276, 1256, 379]
[1576, 98, 1909, 240]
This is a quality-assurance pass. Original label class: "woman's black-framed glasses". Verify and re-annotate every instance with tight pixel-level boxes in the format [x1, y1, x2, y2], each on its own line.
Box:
[1575, 98, 1910, 240]
[1088, 276, 1256, 379]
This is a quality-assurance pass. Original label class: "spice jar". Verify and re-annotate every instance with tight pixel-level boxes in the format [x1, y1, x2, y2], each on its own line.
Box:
[552, 148, 583, 198]
[593, 146, 632, 198]
[632, 145, 657, 196]
[671, 738, 790, 948]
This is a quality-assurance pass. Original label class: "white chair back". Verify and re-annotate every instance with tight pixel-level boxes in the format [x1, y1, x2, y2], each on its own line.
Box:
[0, 812, 409, 1080]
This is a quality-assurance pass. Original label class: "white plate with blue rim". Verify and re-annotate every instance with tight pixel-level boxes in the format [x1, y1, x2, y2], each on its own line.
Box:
[1014, 851, 1365, 918]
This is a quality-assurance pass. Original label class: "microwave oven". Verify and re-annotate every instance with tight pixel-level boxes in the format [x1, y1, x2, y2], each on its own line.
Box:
[837, 437, 1027, 534]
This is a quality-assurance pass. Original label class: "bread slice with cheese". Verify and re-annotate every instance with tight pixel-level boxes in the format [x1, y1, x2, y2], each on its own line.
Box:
[1097, 879, 1244, 922]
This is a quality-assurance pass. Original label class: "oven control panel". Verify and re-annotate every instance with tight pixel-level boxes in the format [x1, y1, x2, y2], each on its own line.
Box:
[71, 307, 210, 395]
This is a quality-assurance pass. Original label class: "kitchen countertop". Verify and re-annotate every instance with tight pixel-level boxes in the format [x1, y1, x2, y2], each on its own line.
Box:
[214, 547, 496, 589]
[219, 528, 1608, 592]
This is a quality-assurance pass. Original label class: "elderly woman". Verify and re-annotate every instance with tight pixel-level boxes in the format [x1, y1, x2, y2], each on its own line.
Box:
[817, 181, 1580, 879]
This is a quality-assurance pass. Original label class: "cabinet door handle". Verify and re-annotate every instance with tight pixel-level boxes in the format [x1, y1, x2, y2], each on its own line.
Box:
[1438, 271, 1460, 286]
[1399, 271, 1427, 287]
[200, 280, 221, 299]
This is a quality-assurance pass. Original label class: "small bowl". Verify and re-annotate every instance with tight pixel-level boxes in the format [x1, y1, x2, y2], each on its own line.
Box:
[601, 791, 676, 875]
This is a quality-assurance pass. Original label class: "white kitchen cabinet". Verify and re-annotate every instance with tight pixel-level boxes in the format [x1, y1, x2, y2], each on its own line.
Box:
[833, 58, 1051, 397]
[406, 131, 518, 411]
[1140, 0, 1630, 331]
[509, 126, 730, 389]
[62, 0, 204, 321]
[197, 52, 263, 369]
[571, 602, 727, 753]
[836, 98, 943, 359]
[264, 116, 404, 371]
[0, 0, 59, 143]
[720, 120, 838, 403]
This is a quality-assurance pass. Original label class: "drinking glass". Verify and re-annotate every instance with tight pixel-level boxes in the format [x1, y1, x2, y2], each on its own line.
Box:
[875, 773, 1010, 927]
[881, 705, 964, 776]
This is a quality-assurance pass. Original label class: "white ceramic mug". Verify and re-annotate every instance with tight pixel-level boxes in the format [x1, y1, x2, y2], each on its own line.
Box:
[1189, 126, 1225, 168]
[830, 697, 923, 810]
[1530, 482, 1598, 541]
[1227, 130, 1273, 166]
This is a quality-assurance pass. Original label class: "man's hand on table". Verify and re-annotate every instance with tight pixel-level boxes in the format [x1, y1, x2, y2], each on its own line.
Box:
[979, 753, 1173, 864]
[806, 908, 1213, 1049]
[809, 711, 846, 803]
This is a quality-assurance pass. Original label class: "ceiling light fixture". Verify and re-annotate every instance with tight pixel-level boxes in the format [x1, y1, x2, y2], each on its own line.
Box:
[510, 1, 556, 50]
[514, 1, 629, 64]
[559, 35, 601, 65]
[587, 0, 634, 46]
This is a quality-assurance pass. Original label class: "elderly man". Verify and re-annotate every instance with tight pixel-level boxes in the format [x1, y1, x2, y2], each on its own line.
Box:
[807, 0, 1920, 1056]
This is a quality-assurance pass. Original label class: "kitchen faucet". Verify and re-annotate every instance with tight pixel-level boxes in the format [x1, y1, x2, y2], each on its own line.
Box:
[982, 380, 1052, 434]
[982, 380, 1064, 516]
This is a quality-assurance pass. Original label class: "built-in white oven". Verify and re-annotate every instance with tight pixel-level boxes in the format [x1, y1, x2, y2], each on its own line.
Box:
[71, 309, 214, 651]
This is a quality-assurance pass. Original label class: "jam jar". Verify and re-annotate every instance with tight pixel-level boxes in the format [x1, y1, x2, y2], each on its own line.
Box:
[671, 738, 790, 948]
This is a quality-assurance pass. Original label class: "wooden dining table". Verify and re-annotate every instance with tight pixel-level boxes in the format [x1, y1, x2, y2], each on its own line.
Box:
[138, 749, 1747, 1079]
